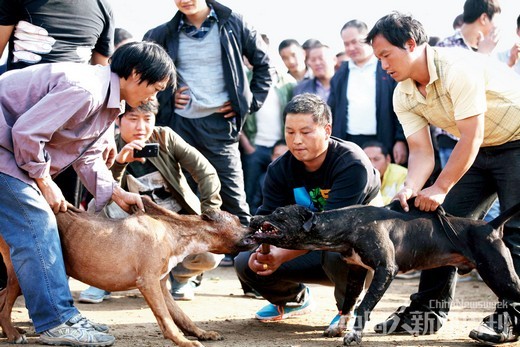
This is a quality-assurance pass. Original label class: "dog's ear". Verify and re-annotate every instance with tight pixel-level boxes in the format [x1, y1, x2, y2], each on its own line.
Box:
[302, 209, 317, 232]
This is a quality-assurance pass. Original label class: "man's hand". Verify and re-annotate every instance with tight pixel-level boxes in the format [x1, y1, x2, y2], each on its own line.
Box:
[507, 42, 520, 68]
[248, 246, 307, 275]
[477, 27, 500, 54]
[174, 86, 190, 109]
[103, 138, 117, 168]
[13, 20, 56, 64]
[115, 140, 147, 164]
[35, 176, 67, 213]
[414, 185, 447, 212]
[218, 101, 237, 119]
[395, 187, 416, 212]
[111, 185, 143, 213]
[392, 141, 408, 165]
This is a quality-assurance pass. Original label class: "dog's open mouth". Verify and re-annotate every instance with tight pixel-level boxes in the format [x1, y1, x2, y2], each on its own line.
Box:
[252, 221, 282, 240]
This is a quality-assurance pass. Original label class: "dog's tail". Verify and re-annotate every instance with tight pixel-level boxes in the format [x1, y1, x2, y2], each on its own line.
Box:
[488, 201, 520, 229]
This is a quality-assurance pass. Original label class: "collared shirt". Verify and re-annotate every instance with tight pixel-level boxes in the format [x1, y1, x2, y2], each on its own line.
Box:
[177, 5, 218, 39]
[0, 63, 122, 210]
[394, 45, 520, 147]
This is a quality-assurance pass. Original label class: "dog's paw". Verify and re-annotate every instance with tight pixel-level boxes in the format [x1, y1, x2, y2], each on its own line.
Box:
[198, 330, 223, 341]
[343, 331, 362, 345]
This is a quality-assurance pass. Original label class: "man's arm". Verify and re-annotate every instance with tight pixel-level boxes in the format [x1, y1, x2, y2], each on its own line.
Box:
[396, 126, 436, 211]
[0, 25, 14, 59]
[90, 51, 109, 66]
[415, 115, 484, 211]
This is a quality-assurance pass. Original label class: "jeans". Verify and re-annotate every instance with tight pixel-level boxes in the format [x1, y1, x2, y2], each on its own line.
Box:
[0, 173, 78, 332]
[235, 250, 361, 310]
[412, 140, 520, 317]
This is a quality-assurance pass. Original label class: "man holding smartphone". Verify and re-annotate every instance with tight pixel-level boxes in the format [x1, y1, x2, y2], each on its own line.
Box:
[79, 98, 224, 303]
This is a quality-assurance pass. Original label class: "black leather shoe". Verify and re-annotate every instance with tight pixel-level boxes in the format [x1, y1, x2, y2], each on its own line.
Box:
[469, 311, 519, 345]
[373, 305, 442, 335]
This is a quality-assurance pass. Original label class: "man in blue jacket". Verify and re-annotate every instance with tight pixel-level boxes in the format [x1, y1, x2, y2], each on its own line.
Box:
[328, 19, 407, 165]
[143, 0, 274, 227]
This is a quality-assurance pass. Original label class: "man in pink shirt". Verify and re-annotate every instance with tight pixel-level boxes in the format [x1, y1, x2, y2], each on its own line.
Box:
[0, 41, 175, 346]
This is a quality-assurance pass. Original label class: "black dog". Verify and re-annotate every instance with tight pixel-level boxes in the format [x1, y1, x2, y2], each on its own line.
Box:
[249, 200, 520, 345]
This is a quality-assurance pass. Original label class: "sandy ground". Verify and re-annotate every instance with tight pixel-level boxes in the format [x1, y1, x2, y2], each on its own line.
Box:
[6, 266, 516, 347]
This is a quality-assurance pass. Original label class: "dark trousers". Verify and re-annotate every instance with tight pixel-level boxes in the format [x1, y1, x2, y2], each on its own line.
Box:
[413, 140, 520, 317]
[243, 145, 273, 215]
[172, 113, 251, 225]
[235, 250, 365, 310]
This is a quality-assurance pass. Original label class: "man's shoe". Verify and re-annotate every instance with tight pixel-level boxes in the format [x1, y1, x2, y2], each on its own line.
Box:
[171, 279, 196, 301]
[373, 305, 442, 335]
[40, 314, 115, 346]
[255, 287, 314, 321]
[79, 286, 111, 304]
[469, 310, 519, 345]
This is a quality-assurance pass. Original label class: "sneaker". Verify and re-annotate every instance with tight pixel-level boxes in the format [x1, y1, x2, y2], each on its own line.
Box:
[469, 310, 519, 345]
[79, 286, 111, 304]
[39, 314, 115, 346]
[373, 305, 442, 335]
[395, 270, 421, 280]
[255, 287, 314, 321]
[171, 279, 196, 301]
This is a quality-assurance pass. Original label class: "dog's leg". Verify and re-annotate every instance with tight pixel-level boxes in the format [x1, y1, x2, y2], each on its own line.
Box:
[0, 238, 26, 344]
[160, 278, 223, 341]
[343, 264, 398, 346]
[324, 265, 368, 338]
[137, 276, 206, 347]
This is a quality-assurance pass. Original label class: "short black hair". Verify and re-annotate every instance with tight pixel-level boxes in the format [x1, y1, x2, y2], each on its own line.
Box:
[284, 93, 332, 126]
[366, 11, 428, 48]
[110, 41, 176, 88]
[122, 98, 159, 118]
[362, 140, 390, 156]
[462, 0, 501, 24]
[278, 39, 301, 53]
[340, 19, 368, 35]
[114, 28, 133, 47]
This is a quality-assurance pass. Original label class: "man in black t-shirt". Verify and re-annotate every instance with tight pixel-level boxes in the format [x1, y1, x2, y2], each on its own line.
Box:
[234, 93, 381, 334]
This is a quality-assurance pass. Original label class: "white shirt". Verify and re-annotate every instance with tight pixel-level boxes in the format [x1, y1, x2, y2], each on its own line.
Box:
[346, 56, 378, 135]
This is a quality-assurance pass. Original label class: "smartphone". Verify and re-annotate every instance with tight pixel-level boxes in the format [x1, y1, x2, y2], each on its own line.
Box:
[133, 143, 159, 158]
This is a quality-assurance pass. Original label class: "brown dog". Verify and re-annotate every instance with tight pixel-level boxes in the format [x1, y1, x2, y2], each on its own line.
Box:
[0, 196, 254, 347]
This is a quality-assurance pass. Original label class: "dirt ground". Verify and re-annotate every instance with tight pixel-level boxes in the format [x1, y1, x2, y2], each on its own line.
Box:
[7, 266, 516, 347]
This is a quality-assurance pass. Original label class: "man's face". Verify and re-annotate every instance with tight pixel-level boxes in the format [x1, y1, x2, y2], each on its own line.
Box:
[118, 110, 155, 144]
[174, 0, 207, 16]
[123, 72, 168, 108]
[341, 27, 374, 65]
[285, 113, 331, 170]
[279, 44, 306, 75]
[306, 46, 336, 80]
[372, 34, 412, 82]
[363, 146, 390, 178]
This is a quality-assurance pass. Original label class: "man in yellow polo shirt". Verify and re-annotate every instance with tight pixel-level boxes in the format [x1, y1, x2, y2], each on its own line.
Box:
[366, 11, 520, 345]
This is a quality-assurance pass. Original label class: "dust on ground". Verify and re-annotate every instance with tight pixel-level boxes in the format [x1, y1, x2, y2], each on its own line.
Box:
[8, 266, 509, 347]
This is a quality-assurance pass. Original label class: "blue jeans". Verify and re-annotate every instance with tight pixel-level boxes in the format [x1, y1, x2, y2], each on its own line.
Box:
[0, 173, 78, 332]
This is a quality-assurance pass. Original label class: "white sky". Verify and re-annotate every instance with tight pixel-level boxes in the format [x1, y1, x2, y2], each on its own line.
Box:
[110, 0, 519, 68]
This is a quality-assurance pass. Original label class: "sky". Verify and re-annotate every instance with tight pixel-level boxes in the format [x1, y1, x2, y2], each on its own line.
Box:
[109, 0, 519, 68]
